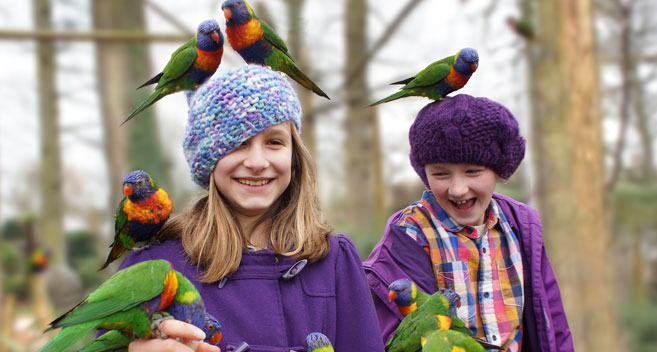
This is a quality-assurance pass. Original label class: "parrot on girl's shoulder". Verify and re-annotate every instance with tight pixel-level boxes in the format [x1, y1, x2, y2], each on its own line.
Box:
[38, 260, 203, 352]
[306, 332, 334, 352]
[99, 170, 172, 271]
[368, 48, 479, 107]
[221, 0, 329, 99]
[123, 19, 224, 124]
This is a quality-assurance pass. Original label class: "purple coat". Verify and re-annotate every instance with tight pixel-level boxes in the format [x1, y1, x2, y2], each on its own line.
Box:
[120, 234, 384, 351]
[363, 193, 574, 352]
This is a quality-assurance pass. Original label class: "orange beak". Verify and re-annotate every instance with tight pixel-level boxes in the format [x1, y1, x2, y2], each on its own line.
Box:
[211, 30, 220, 43]
[208, 332, 222, 344]
[123, 184, 133, 196]
[471, 62, 478, 72]
[388, 291, 397, 302]
[223, 8, 232, 20]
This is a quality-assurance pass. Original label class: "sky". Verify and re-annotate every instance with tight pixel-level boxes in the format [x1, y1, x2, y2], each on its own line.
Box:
[1, 0, 631, 234]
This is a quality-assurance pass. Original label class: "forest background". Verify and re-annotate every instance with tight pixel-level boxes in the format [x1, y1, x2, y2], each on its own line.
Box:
[1, 0, 656, 351]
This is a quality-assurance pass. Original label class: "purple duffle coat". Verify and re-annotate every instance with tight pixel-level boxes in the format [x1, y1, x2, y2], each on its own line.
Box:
[119, 234, 385, 351]
[363, 192, 574, 352]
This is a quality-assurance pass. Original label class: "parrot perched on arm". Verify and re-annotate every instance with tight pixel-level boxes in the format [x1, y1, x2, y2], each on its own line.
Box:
[38, 260, 206, 352]
[221, 0, 330, 99]
[80, 312, 222, 352]
[306, 332, 334, 352]
[368, 48, 479, 107]
[99, 170, 173, 271]
[122, 19, 224, 124]
[387, 279, 502, 351]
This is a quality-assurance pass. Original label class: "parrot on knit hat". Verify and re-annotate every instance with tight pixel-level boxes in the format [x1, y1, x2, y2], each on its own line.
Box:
[80, 312, 222, 351]
[387, 279, 503, 351]
[306, 332, 334, 352]
[221, 0, 330, 99]
[99, 170, 172, 271]
[368, 48, 479, 107]
[38, 260, 205, 352]
[122, 19, 224, 125]
[420, 329, 486, 352]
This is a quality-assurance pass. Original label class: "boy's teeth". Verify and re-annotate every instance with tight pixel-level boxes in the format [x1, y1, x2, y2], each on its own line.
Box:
[238, 179, 269, 186]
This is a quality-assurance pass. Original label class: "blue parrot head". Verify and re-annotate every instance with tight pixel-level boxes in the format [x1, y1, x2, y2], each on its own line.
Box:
[453, 47, 479, 75]
[197, 19, 224, 51]
[203, 313, 223, 345]
[122, 170, 156, 202]
[222, 0, 255, 26]
[387, 278, 417, 307]
[439, 287, 462, 317]
[306, 332, 333, 351]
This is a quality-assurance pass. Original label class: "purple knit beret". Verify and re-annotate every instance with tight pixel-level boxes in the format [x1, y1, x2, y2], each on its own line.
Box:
[184, 65, 302, 188]
[409, 94, 525, 187]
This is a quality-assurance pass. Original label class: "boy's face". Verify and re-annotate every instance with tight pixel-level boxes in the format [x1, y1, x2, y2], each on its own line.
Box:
[212, 122, 293, 219]
[424, 163, 497, 226]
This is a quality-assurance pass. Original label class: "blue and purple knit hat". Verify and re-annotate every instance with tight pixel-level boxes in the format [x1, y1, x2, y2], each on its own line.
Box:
[184, 65, 302, 187]
[409, 94, 526, 187]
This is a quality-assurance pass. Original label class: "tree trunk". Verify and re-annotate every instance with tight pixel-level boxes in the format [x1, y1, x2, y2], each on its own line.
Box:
[92, 0, 172, 271]
[286, 0, 318, 157]
[528, 0, 619, 350]
[34, 0, 64, 266]
[344, 0, 377, 235]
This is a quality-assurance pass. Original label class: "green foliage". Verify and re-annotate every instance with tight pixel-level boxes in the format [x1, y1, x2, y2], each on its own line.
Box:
[66, 230, 103, 289]
[1, 218, 26, 240]
[1, 243, 28, 296]
[612, 183, 657, 230]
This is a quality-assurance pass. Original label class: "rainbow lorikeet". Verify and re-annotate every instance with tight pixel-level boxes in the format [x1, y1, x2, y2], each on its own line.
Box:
[123, 19, 224, 124]
[421, 329, 486, 352]
[27, 247, 52, 274]
[306, 332, 334, 352]
[221, 0, 330, 99]
[368, 48, 479, 107]
[80, 312, 222, 352]
[387, 279, 502, 351]
[99, 170, 173, 271]
[38, 260, 205, 352]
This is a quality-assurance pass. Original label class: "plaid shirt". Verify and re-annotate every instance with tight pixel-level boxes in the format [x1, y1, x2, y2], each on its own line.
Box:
[396, 190, 524, 351]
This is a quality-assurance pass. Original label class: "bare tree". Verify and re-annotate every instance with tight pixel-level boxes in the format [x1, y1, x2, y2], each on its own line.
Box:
[527, 0, 619, 350]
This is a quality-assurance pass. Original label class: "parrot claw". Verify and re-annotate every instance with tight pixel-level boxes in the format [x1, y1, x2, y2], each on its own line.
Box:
[150, 313, 174, 339]
[134, 239, 161, 251]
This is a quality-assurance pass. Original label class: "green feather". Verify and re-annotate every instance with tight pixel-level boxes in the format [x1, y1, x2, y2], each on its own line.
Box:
[39, 321, 97, 352]
[79, 330, 131, 352]
[421, 329, 486, 352]
[385, 293, 452, 352]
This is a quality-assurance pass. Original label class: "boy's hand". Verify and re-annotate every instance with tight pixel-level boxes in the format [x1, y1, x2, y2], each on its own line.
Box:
[128, 319, 221, 352]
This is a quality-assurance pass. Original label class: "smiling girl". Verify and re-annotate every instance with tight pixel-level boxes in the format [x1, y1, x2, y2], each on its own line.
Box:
[364, 94, 573, 352]
[122, 65, 384, 352]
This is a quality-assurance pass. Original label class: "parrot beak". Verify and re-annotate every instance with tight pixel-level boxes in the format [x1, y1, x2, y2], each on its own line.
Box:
[388, 291, 397, 302]
[471, 62, 478, 72]
[211, 30, 220, 43]
[223, 8, 232, 20]
[123, 184, 133, 196]
[208, 331, 222, 344]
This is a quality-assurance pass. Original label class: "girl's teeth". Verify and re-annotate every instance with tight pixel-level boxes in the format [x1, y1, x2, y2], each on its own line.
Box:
[238, 179, 270, 186]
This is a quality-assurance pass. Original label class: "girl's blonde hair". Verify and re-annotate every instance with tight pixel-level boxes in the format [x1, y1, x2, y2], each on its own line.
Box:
[159, 123, 331, 282]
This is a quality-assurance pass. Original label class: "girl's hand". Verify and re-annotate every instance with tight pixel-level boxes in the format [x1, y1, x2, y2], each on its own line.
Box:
[128, 319, 221, 352]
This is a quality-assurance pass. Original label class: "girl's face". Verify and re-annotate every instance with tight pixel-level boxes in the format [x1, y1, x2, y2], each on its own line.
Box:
[213, 122, 293, 218]
[424, 163, 498, 226]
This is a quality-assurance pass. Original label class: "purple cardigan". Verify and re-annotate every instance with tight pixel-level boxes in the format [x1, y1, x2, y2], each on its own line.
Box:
[363, 193, 574, 352]
[119, 234, 384, 352]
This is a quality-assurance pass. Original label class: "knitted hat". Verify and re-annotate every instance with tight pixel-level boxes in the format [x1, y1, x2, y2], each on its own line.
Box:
[184, 65, 302, 187]
[409, 94, 525, 187]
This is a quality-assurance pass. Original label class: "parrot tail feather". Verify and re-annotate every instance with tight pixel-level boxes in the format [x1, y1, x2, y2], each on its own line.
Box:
[367, 90, 408, 107]
[38, 322, 97, 352]
[137, 72, 163, 90]
[390, 77, 414, 85]
[121, 91, 165, 125]
[98, 241, 126, 271]
[276, 59, 330, 100]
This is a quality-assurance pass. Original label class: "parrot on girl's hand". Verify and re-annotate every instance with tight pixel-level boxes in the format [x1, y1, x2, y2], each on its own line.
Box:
[221, 0, 330, 99]
[38, 260, 203, 352]
[420, 329, 486, 352]
[122, 19, 224, 124]
[80, 312, 222, 352]
[368, 48, 479, 107]
[99, 170, 173, 271]
[306, 332, 334, 352]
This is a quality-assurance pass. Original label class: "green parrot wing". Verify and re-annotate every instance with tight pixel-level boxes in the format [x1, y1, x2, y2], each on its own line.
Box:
[155, 38, 198, 89]
[114, 197, 128, 239]
[51, 260, 173, 329]
[416, 289, 429, 308]
[422, 329, 486, 352]
[386, 312, 441, 352]
[80, 330, 132, 352]
[402, 60, 452, 89]
[258, 18, 293, 61]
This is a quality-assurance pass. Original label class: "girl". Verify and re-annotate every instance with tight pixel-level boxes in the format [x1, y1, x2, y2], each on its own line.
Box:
[125, 65, 384, 351]
[364, 94, 573, 352]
